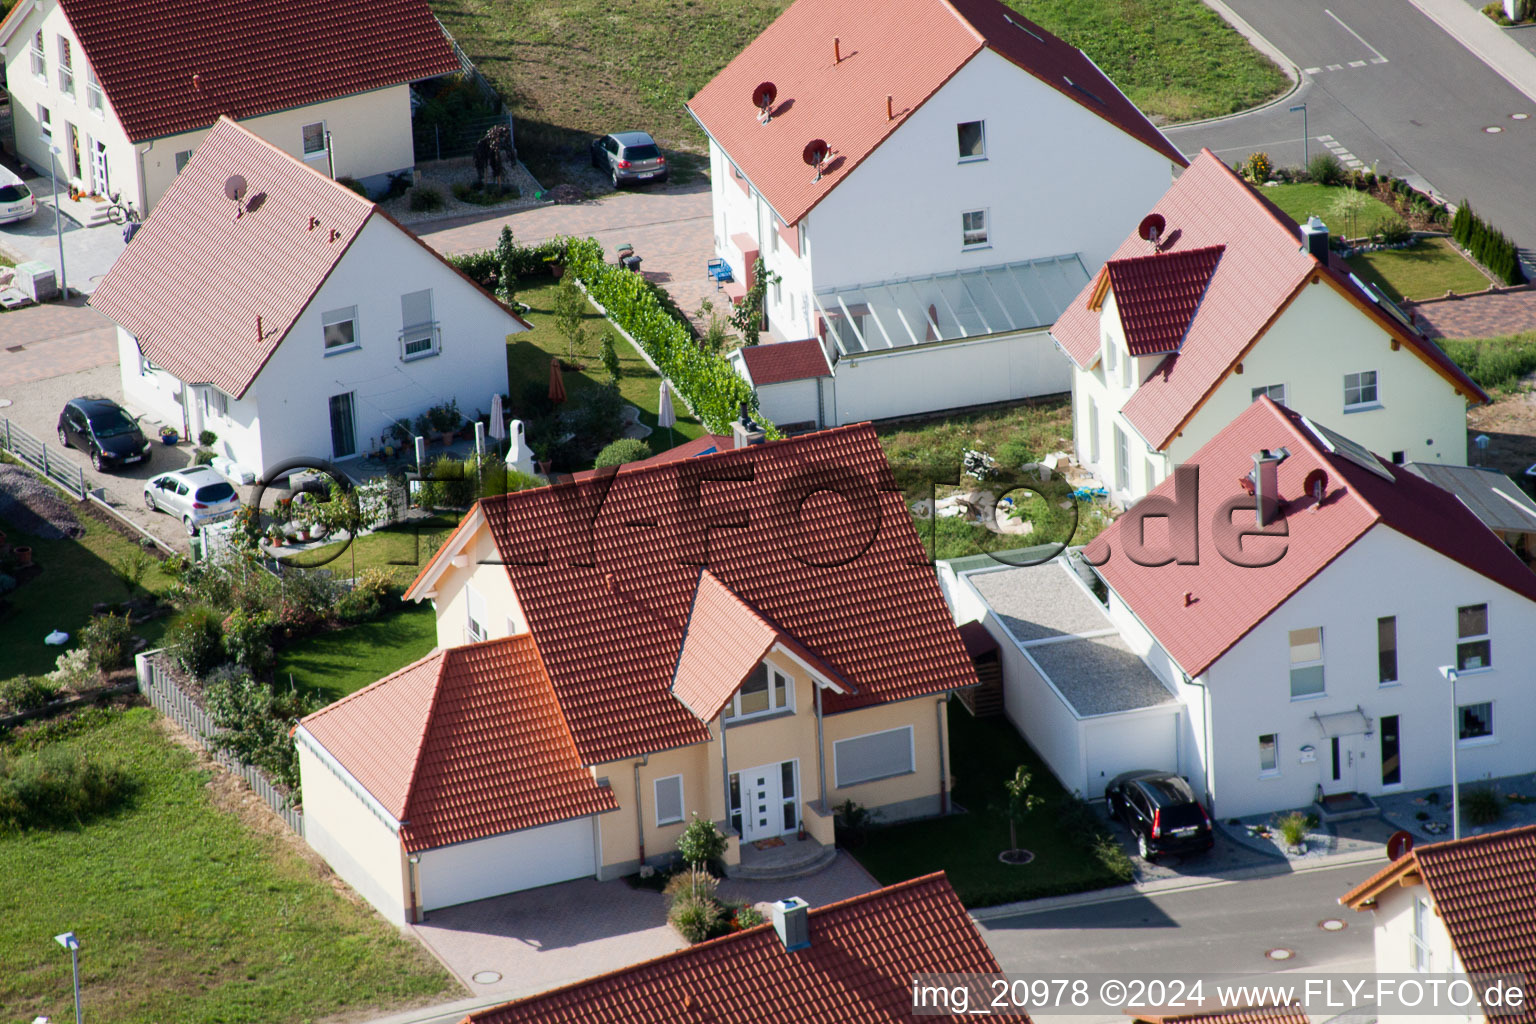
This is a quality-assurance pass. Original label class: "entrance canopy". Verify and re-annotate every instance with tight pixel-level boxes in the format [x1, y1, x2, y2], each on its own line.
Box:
[1312, 708, 1373, 738]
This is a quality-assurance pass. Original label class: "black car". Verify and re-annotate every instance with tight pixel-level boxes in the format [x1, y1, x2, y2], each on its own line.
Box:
[1105, 770, 1214, 861]
[57, 396, 151, 472]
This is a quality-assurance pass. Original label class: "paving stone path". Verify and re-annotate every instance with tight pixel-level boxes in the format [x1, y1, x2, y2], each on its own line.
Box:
[1407, 288, 1536, 339]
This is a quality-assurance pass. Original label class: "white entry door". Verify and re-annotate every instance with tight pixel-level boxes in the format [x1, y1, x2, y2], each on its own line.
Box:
[1321, 734, 1363, 796]
[740, 764, 781, 842]
[89, 137, 109, 196]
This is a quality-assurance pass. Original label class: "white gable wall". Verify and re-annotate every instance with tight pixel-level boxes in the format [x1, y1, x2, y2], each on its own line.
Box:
[1206, 525, 1536, 818]
[1368, 885, 1469, 1024]
[244, 213, 518, 477]
[296, 738, 409, 924]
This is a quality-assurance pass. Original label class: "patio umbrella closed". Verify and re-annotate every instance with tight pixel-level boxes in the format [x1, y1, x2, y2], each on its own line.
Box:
[548, 358, 567, 405]
[489, 393, 506, 445]
[657, 380, 677, 451]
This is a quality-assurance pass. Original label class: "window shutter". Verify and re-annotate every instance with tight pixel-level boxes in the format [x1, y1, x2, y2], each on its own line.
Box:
[654, 776, 684, 825]
[834, 727, 914, 787]
[401, 289, 433, 329]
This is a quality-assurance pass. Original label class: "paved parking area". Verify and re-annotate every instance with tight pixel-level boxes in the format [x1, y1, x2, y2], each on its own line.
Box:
[412, 853, 877, 1000]
[0, 173, 128, 295]
[1406, 288, 1536, 339]
[0, 300, 117, 387]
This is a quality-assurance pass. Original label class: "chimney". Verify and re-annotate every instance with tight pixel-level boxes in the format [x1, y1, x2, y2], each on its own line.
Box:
[886, 95, 893, 121]
[1300, 216, 1329, 262]
[833, 36, 841, 63]
[731, 402, 765, 449]
[192, 72, 202, 91]
[1251, 448, 1290, 528]
[771, 897, 810, 951]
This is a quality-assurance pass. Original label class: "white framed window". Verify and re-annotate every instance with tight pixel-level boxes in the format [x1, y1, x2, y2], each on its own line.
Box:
[654, 775, 684, 826]
[322, 306, 359, 353]
[30, 30, 45, 81]
[399, 289, 439, 361]
[771, 277, 782, 307]
[797, 220, 808, 255]
[957, 120, 986, 160]
[1289, 627, 1325, 699]
[1104, 333, 1118, 377]
[465, 583, 487, 642]
[57, 36, 73, 95]
[1259, 733, 1279, 775]
[1144, 458, 1157, 494]
[723, 662, 793, 722]
[202, 387, 229, 420]
[1087, 396, 1100, 464]
[1456, 603, 1491, 671]
[961, 209, 988, 248]
[1114, 425, 1129, 490]
[834, 726, 915, 788]
[174, 150, 193, 174]
[86, 66, 104, 114]
[1344, 370, 1379, 409]
[1458, 701, 1493, 743]
[38, 105, 52, 143]
[1411, 897, 1433, 972]
[1251, 383, 1286, 405]
[301, 122, 327, 158]
[1378, 616, 1398, 684]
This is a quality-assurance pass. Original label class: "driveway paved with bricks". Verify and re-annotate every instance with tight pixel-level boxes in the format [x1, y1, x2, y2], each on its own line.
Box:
[411, 853, 877, 1001]
[0, 299, 117, 388]
[419, 182, 719, 331]
[1406, 288, 1536, 339]
[0, 174, 128, 295]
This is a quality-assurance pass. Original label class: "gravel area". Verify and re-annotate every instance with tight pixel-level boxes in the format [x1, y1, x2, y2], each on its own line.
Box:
[1028, 634, 1179, 715]
[967, 560, 1114, 642]
[0, 463, 83, 538]
[382, 157, 549, 227]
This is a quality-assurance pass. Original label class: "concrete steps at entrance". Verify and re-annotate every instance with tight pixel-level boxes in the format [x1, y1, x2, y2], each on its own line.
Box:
[729, 838, 838, 881]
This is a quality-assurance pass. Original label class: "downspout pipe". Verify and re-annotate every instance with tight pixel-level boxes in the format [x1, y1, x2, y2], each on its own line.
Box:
[936, 696, 949, 815]
[406, 851, 421, 924]
[1184, 674, 1213, 815]
[633, 753, 649, 866]
[720, 718, 732, 836]
[815, 685, 827, 809]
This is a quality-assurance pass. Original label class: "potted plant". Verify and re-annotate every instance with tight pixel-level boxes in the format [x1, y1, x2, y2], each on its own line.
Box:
[544, 253, 566, 279]
[159, 425, 180, 445]
[429, 399, 462, 446]
[265, 524, 285, 547]
[532, 439, 552, 475]
[414, 412, 434, 445]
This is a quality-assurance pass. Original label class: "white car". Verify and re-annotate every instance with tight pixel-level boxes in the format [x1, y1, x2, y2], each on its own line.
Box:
[0, 166, 38, 224]
[143, 466, 242, 534]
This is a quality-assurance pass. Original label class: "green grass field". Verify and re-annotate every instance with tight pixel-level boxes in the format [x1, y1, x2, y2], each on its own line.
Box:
[431, 0, 1285, 184]
[1260, 183, 1402, 239]
[0, 708, 456, 1022]
[1346, 237, 1492, 304]
[274, 602, 438, 703]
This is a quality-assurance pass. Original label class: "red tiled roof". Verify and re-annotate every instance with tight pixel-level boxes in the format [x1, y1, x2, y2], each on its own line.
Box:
[299, 637, 617, 853]
[671, 571, 782, 721]
[1131, 1008, 1309, 1024]
[686, 0, 1182, 228]
[47, 0, 456, 142]
[739, 337, 833, 385]
[1052, 151, 1486, 449]
[1340, 825, 1536, 1024]
[464, 872, 1006, 1024]
[91, 118, 523, 399]
[477, 424, 978, 765]
[1104, 245, 1224, 356]
[1086, 398, 1536, 678]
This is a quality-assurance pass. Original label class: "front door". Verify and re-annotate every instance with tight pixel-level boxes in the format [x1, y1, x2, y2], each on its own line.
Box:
[65, 122, 81, 179]
[739, 765, 781, 843]
[1380, 715, 1402, 787]
[89, 137, 109, 196]
[1322, 734, 1362, 796]
[328, 392, 356, 459]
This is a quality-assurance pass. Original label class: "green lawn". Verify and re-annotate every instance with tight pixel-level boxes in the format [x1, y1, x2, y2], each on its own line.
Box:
[511, 276, 706, 447]
[0, 508, 176, 677]
[279, 514, 462, 585]
[0, 708, 456, 1022]
[1261, 183, 1401, 240]
[851, 703, 1134, 907]
[431, 0, 1285, 185]
[1345, 237, 1492, 304]
[274, 602, 438, 703]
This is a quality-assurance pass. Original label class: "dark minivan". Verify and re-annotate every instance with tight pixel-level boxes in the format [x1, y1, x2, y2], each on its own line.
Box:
[1105, 770, 1214, 861]
[57, 396, 151, 472]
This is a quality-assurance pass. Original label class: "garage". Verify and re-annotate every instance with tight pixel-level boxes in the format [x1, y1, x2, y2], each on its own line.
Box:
[416, 815, 598, 911]
[1083, 707, 1183, 799]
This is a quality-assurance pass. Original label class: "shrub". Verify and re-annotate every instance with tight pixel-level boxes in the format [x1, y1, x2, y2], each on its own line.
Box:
[453, 182, 519, 205]
[669, 893, 725, 943]
[408, 186, 444, 212]
[569, 381, 626, 451]
[198, 429, 218, 447]
[165, 605, 225, 677]
[664, 869, 719, 904]
[80, 612, 134, 671]
[1438, 333, 1536, 393]
[1464, 785, 1504, 825]
[0, 746, 135, 832]
[676, 813, 728, 869]
[1377, 218, 1413, 246]
[735, 905, 765, 929]
[48, 647, 98, 690]
[192, 447, 216, 466]
[336, 176, 369, 197]
[594, 438, 654, 468]
[1273, 810, 1310, 847]
[203, 674, 322, 793]
[1450, 199, 1525, 285]
[111, 545, 153, 597]
[599, 330, 622, 383]
[0, 674, 60, 712]
[1307, 153, 1344, 186]
[1243, 151, 1272, 183]
[415, 454, 477, 509]
[222, 607, 277, 675]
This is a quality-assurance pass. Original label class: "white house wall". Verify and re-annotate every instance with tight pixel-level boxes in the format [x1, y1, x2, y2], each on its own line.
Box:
[244, 213, 518, 477]
[1081, 706, 1182, 798]
[807, 49, 1174, 289]
[296, 740, 408, 924]
[117, 326, 186, 432]
[1369, 886, 1469, 1024]
[755, 378, 820, 428]
[1208, 525, 1536, 818]
[415, 815, 598, 912]
[429, 523, 524, 649]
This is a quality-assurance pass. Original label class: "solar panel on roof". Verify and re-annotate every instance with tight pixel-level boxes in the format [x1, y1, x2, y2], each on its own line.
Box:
[1300, 415, 1395, 481]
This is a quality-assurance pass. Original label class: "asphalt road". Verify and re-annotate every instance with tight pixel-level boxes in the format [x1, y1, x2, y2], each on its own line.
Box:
[1167, 0, 1536, 252]
[977, 863, 1378, 1024]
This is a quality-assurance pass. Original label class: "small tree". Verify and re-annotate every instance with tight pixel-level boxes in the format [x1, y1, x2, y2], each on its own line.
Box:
[1330, 189, 1371, 243]
[729, 258, 779, 346]
[111, 546, 153, 598]
[552, 275, 590, 362]
[599, 330, 622, 383]
[676, 813, 727, 898]
[1001, 765, 1045, 854]
[495, 225, 518, 309]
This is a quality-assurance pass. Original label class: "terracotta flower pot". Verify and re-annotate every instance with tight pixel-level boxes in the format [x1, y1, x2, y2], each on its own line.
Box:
[14, 545, 32, 566]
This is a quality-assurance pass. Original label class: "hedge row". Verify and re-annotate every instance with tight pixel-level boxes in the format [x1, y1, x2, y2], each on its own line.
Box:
[1451, 200, 1525, 286]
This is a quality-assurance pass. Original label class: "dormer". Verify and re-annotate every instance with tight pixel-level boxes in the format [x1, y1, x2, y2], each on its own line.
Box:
[1089, 243, 1225, 392]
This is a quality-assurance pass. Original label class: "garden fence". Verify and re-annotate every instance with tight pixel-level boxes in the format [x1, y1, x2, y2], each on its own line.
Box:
[413, 111, 516, 164]
[136, 650, 304, 835]
[1, 416, 86, 498]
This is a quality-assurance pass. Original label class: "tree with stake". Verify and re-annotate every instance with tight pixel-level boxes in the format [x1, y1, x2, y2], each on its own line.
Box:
[676, 813, 727, 898]
[1000, 765, 1044, 863]
[552, 275, 590, 364]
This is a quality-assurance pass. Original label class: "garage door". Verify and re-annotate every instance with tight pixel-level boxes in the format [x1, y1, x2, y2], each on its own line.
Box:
[1084, 711, 1180, 800]
[418, 815, 596, 911]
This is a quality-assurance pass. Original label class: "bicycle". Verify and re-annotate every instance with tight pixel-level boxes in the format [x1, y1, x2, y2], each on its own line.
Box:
[105, 193, 140, 225]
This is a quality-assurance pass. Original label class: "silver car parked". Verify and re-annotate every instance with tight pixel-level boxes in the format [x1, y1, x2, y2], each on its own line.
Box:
[589, 131, 668, 187]
[143, 466, 242, 534]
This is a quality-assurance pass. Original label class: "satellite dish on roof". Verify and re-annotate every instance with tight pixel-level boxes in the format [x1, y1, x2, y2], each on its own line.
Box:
[752, 82, 778, 123]
[803, 139, 829, 182]
[224, 175, 248, 202]
[1137, 212, 1166, 247]
[1387, 830, 1414, 861]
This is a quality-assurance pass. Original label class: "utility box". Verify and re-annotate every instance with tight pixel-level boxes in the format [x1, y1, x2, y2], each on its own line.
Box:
[14, 261, 57, 302]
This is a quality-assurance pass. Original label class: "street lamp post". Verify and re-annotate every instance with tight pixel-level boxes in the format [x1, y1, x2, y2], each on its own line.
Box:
[54, 931, 81, 1024]
[1290, 104, 1309, 167]
[44, 142, 69, 299]
[1439, 666, 1460, 840]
